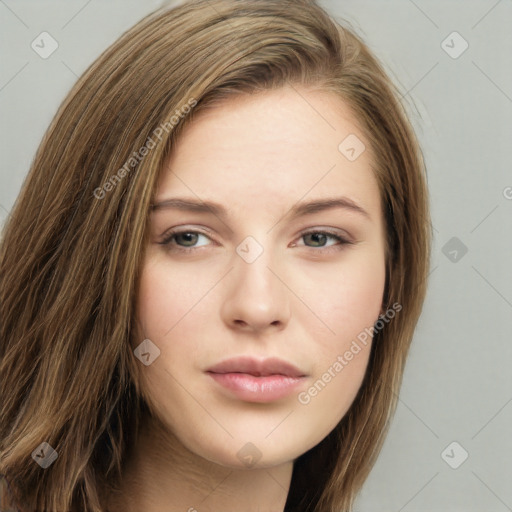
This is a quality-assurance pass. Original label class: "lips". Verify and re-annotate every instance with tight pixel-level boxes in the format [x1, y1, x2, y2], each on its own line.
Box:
[206, 356, 306, 378]
[205, 356, 308, 403]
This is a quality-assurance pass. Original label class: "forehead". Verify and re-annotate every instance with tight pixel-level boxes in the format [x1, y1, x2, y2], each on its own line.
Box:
[156, 86, 380, 220]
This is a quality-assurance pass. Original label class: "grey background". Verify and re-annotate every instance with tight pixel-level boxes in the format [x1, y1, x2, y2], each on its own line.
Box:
[1, 1, 511, 510]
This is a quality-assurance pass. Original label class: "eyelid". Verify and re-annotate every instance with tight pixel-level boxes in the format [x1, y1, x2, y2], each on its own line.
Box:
[159, 226, 214, 244]
[297, 227, 354, 243]
[158, 227, 214, 251]
[158, 226, 354, 252]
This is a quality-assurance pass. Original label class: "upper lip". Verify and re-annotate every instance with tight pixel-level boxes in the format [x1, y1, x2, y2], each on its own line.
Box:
[206, 356, 306, 378]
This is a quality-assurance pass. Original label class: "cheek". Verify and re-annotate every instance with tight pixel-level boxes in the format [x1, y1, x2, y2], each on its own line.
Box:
[297, 251, 385, 405]
[133, 259, 209, 416]
[134, 257, 220, 384]
[302, 250, 386, 352]
[135, 258, 203, 341]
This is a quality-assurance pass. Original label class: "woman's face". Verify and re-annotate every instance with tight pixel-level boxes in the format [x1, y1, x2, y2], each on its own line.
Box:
[135, 86, 386, 469]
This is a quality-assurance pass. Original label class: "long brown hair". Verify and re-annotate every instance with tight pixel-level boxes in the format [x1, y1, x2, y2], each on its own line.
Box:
[0, 0, 431, 510]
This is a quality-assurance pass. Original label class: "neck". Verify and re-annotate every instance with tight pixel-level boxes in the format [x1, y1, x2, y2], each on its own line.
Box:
[105, 413, 293, 512]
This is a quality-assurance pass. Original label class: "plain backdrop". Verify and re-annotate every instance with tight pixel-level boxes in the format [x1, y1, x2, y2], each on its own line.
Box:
[0, 1, 511, 511]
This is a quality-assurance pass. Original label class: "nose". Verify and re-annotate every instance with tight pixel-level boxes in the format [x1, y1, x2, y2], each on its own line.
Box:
[220, 242, 291, 334]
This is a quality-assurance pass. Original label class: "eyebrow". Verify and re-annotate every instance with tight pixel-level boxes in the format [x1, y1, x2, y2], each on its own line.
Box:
[151, 196, 371, 221]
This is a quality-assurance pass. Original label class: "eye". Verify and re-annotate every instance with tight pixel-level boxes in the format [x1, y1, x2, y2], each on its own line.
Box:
[159, 229, 213, 253]
[158, 228, 353, 254]
[294, 230, 353, 253]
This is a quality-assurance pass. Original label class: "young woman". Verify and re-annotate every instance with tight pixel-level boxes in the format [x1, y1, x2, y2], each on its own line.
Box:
[0, 0, 431, 510]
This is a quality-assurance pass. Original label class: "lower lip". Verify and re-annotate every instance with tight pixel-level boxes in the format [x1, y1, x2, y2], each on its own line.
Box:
[207, 372, 306, 402]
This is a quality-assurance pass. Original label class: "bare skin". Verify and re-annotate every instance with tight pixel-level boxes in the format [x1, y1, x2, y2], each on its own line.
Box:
[107, 85, 386, 511]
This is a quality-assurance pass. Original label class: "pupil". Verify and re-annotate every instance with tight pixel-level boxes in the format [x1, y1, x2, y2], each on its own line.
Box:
[178, 233, 197, 246]
[308, 233, 326, 246]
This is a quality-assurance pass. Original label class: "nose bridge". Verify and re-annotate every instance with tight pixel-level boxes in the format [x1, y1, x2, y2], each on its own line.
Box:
[235, 233, 281, 297]
[221, 233, 291, 331]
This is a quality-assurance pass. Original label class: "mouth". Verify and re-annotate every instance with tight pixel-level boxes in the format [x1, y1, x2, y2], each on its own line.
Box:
[205, 356, 308, 403]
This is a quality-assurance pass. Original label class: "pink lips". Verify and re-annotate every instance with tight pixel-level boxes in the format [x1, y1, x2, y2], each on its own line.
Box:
[206, 356, 307, 403]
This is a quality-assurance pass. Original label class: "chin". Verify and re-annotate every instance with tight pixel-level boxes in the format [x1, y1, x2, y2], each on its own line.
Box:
[184, 435, 299, 470]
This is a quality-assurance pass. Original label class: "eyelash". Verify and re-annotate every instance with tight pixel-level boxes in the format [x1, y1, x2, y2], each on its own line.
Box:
[159, 228, 353, 254]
